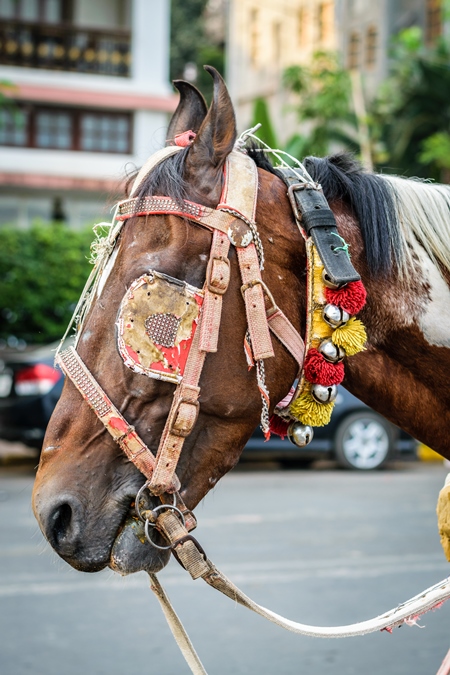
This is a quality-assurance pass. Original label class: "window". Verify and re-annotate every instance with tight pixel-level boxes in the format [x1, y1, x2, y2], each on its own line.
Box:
[0, 0, 66, 22]
[249, 8, 259, 66]
[273, 21, 281, 64]
[365, 26, 377, 68]
[348, 32, 360, 69]
[36, 110, 72, 149]
[0, 108, 29, 146]
[318, 2, 333, 43]
[80, 113, 130, 153]
[0, 104, 132, 153]
[297, 7, 307, 47]
[426, 0, 442, 44]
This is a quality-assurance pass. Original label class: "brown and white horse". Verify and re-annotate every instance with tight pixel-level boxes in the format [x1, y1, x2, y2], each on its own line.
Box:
[33, 68, 450, 576]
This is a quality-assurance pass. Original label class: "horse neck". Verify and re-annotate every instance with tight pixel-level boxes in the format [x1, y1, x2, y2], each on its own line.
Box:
[331, 201, 450, 458]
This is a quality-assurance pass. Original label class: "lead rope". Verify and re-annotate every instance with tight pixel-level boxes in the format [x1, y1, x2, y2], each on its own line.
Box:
[145, 510, 450, 675]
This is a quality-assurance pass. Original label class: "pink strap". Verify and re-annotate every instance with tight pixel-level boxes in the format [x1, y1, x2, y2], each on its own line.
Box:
[199, 229, 231, 352]
[267, 308, 305, 371]
[237, 244, 274, 360]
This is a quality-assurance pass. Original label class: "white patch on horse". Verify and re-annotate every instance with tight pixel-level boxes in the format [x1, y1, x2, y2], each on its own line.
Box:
[417, 247, 450, 348]
[96, 246, 120, 299]
[199, 254, 208, 262]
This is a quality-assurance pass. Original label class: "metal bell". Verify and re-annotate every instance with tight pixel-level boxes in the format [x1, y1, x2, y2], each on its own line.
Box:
[287, 422, 314, 448]
[311, 383, 338, 404]
[322, 303, 350, 328]
[318, 338, 345, 363]
[322, 269, 342, 290]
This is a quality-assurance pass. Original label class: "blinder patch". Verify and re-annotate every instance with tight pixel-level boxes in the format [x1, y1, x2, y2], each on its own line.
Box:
[117, 271, 204, 383]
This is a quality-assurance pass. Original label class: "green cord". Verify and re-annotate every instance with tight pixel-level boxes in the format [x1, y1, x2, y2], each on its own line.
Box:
[331, 232, 351, 258]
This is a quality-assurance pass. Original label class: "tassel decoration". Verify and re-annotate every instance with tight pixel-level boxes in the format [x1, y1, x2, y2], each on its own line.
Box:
[290, 383, 335, 427]
[331, 317, 367, 356]
[269, 414, 290, 439]
[304, 348, 345, 385]
[325, 280, 367, 315]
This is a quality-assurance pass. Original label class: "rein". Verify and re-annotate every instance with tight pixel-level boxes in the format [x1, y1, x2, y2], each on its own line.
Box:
[55, 143, 450, 673]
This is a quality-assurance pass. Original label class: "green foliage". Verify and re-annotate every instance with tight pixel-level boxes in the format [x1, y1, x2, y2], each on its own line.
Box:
[283, 51, 356, 157]
[251, 98, 278, 149]
[170, 0, 224, 102]
[0, 223, 93, 344]
[371, 25, 450, 178]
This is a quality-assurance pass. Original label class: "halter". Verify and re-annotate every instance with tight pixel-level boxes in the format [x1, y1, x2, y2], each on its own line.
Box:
[56, 145, 305, 505]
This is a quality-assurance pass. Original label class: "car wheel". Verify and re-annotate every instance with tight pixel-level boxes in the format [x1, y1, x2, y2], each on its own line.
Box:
[334, 411, 396, 470]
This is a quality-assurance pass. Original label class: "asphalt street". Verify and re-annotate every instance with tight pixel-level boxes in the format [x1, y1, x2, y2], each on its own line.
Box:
[1, 460, 450, 675]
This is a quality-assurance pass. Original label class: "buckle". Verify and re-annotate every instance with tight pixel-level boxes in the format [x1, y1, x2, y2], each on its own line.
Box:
[206, 255, 230, 295]
[287, 182, 320, 220]
[171, 398, 200, 438]
[240, 279, 278, 315]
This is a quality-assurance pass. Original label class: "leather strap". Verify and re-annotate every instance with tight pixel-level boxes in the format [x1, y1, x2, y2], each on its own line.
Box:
[278, 168, 361, 287]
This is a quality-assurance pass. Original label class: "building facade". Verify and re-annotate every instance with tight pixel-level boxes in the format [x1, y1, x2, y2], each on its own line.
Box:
[226, 0, 444, 142]
[0, 0, 174, 228]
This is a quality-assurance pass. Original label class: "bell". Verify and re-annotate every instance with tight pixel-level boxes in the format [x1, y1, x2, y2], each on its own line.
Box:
[322, 303, 350, 328]
[311, 383, 338, 404]
[318, 338, 345, 363]
[322, 269, 342, 289]
[287, 422, 314, 448]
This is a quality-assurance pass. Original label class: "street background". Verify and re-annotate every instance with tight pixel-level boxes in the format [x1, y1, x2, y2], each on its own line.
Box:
[1, 459, 449, 675]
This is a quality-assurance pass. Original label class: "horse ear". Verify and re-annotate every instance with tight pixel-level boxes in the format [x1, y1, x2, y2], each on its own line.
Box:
[185, 66, 237, 193]
[166, 81, 208, 143]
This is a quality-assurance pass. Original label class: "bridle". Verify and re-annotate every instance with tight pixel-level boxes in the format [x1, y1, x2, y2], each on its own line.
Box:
[54, 141, 450, 674]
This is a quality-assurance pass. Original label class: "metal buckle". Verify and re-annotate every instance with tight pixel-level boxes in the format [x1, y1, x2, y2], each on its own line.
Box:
[240, 279, 278, 316]
[170, 397, 200, 438]
[206, 255, 230, 295]
[287, 182, 320, 221]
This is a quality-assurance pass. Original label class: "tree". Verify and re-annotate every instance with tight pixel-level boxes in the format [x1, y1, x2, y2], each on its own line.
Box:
[283, 51, 358, 158]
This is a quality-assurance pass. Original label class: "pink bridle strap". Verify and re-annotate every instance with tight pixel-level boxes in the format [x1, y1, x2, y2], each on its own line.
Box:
[55, 347, 197, 529]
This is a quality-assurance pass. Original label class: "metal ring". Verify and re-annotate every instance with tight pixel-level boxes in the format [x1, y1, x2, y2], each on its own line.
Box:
[144, 503, 186, 528]
[144, 518, 173, 550]
[135, 483, 176, 522]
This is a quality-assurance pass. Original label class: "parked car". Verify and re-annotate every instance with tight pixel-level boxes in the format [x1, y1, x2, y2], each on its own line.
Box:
[0, 343, 63, 448]
[243, 388, 417, 470]
[0, 344, 416, 469]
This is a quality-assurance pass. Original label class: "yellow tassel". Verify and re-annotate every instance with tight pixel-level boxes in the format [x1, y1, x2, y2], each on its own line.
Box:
[331, 317, 367, 356]
[290, 384, 335, 427]
[437, 477, 450, 562]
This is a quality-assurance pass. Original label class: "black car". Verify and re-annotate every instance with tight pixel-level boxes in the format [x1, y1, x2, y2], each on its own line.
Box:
[0, 343, 63, 448]
[243, 387, 417, 469]
[0, 344, 416, 469]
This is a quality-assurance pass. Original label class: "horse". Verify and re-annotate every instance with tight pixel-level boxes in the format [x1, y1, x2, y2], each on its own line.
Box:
[32, 67, 450, 578]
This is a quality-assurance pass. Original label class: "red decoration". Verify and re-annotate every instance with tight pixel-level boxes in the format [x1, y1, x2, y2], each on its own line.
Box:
[304, 348, 345, 386]
[269, 414, 290, 440]
[325, 280, 367, 315]
[174, 130, 196, 147]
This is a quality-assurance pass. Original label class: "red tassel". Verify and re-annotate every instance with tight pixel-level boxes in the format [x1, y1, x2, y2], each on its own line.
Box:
[325, 280, 367, 315]
[269, 414, 290, 440]
[304, 348, 345, 386]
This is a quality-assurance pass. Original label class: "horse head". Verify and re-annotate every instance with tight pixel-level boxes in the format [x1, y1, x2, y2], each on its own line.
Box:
[32, 68, 305, 575]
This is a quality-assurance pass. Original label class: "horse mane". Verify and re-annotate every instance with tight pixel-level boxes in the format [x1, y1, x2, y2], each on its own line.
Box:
[250, 150, 450, 280]
[132, 147, 450, 280]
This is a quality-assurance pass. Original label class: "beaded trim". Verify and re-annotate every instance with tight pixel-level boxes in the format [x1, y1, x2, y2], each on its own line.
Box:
[118, 196, 205, 221]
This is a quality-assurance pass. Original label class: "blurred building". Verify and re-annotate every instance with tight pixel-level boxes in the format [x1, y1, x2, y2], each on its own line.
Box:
[226, 0, 444, 142]
[0, 0, 174, 228]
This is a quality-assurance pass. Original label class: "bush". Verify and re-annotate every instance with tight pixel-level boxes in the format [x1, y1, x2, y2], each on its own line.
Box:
[0, 222, 93, 344]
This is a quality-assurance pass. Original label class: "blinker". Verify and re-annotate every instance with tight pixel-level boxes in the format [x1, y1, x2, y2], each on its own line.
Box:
[117, 270, 204, 384]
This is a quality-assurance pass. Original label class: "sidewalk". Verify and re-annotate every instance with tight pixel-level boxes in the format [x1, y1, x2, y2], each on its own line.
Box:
[0, 439, 38, 465]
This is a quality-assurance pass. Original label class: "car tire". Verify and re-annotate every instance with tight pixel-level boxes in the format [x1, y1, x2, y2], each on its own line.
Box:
[334, 411, 396, 470]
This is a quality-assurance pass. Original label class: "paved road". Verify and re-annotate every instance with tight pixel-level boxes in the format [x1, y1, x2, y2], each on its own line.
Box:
[1, 461, 450, 675]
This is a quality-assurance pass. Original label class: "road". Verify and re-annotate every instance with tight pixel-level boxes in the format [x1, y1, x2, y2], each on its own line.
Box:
[1, 460, 450, 675]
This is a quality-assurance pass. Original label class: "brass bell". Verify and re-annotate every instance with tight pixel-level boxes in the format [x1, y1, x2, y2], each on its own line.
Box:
[311, 383, 338, 404]
[318, 338, 345, 363]
[322, 303, 350, 328]
[287, 422, 314, 448]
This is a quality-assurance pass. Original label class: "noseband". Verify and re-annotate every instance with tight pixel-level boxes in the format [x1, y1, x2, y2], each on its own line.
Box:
[56, 142, 364, 510]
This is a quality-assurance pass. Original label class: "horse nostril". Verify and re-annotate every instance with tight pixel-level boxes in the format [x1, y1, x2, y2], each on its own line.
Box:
[42, 496, 83, 557]
[51, 503, 73, 544]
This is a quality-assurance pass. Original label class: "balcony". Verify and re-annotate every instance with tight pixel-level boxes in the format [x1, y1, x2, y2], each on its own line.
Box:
[0, 20, 131, 77]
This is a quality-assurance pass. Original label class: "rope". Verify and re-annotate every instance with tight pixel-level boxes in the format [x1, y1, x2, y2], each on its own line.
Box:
[148, 573, 207, 675]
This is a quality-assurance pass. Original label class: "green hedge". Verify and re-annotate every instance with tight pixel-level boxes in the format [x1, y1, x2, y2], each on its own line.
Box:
[0, 223, 93, 344]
